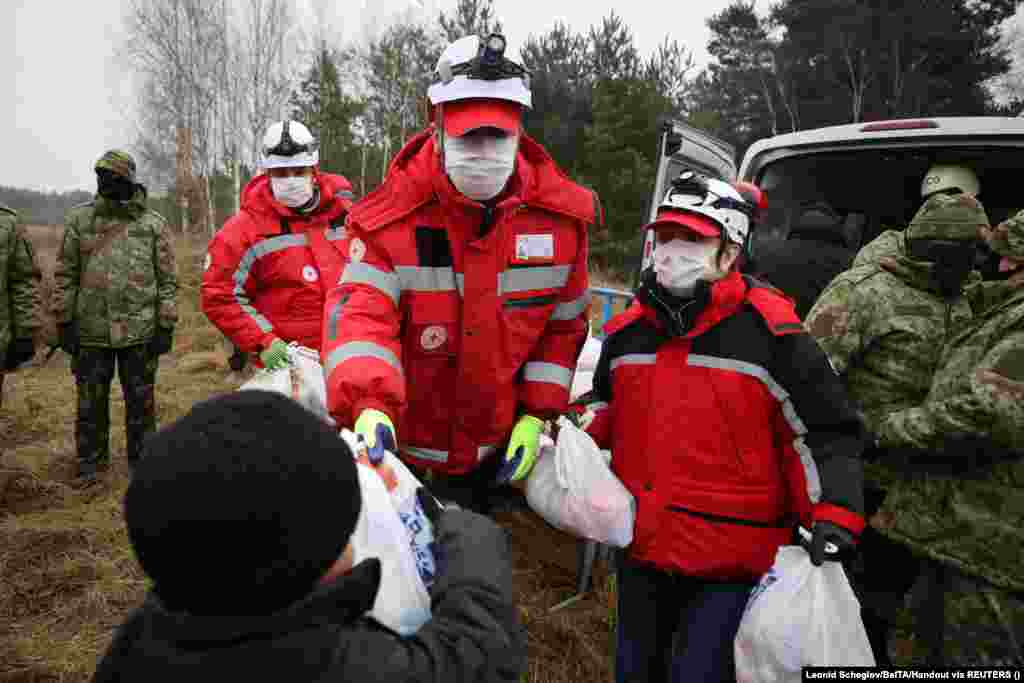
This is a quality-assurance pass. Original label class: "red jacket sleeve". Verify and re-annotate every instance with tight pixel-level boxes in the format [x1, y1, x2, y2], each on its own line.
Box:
[200, 217, 278, 353]
[322, 226, 406, 430]
[520, 226, 590, 419]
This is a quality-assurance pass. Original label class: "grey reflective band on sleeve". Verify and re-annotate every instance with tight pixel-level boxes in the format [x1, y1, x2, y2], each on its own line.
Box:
[523, 361, 573, 389]
[588, 401, 610, 413]
[551, 291, 591, 320]
[335, 190, 355, 199]
[498, 264, 572, 295]
[686, 353, 822, 503]
[394, 265, 461, 296]
[456, 273, 465, 297]
[324, 341, 403, 378]
[233, 234, 310, 333]
[341, 262, 400, 307]
[610, 353, 657, 372]
[326, 227, 346, 241]
[404, 446, 449, 463]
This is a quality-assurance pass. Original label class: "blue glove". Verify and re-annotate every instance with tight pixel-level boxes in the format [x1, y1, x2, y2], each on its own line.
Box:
[354, 409, 397, 466]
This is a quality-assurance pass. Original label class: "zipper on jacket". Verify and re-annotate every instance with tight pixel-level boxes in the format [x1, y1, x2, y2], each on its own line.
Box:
[667, 504, 788, 529]
[479, 205, 496, 238]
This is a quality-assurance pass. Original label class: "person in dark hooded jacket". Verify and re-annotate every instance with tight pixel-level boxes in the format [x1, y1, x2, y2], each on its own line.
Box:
[92, 390, 527, 683]
[753, 201, 863, 318]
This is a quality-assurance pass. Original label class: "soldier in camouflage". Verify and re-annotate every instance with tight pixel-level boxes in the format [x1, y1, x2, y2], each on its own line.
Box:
[871, 210, 1024, 664]
[0, 203, 42, 407]
[805, 165, 989, 664]
[52, 150, 178, 483]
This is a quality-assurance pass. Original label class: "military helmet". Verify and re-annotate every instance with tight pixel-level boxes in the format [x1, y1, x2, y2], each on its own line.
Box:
[920, 164, 979, 199]
[95, 150, 137, 183]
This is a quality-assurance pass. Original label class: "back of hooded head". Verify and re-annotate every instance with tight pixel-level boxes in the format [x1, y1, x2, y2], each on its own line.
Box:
[125, 391, 360, 616]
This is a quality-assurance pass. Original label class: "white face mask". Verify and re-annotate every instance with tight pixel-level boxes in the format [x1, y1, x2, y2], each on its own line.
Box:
[443, 131, 518, 201]
[271, 175, 314, 208]
[652, 239, 719, 297]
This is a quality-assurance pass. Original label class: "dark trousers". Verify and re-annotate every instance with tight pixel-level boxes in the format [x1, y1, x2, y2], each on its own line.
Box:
[407, 454, 512, 515]
[74, 345, 158, 473]
[615, 555, 755, 683]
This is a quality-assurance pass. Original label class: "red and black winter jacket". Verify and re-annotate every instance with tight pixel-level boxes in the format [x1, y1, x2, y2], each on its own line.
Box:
[575, 271, 866, 580]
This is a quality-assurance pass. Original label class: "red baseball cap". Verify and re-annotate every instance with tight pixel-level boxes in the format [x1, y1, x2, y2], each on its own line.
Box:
[647, 209, 723, 238]
[441, 98, 523, 136]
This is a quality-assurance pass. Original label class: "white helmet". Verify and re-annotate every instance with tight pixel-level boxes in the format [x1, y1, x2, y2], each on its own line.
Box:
[261, 120, 319, 169]
[427, 34, 532, 109]
[921, 164, 979, 198]
[650, 171, 755, 246]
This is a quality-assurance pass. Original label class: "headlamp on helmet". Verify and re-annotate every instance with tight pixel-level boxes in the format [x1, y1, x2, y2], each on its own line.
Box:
[261, 120, 319, 169]
[436, 33, 530, 87]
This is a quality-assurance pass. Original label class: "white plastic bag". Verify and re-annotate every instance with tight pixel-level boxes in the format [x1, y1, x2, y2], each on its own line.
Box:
[238, 343, 334, 426]
[734, 545, 875, 682]
[525, 417, 635, 547]
[339, 429, 438, 590]
[349, 464, 432, 635]
[570, 334, 603, 400]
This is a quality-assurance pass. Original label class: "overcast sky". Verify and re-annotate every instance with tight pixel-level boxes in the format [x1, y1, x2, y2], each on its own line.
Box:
[5, 1, 1020, 194]
[2, 0, 744, 194]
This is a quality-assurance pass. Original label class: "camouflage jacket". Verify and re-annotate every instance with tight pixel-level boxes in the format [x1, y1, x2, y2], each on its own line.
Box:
[870, 282, 1024, 591]
[805, 257, 975, 434]
[805, 194, 988, 434]
[0, 203, 42, 356]
[52, 190, 177, 348]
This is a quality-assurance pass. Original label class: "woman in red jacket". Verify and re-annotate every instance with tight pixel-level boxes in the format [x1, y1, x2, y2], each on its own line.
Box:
[571, 171, 867, 682]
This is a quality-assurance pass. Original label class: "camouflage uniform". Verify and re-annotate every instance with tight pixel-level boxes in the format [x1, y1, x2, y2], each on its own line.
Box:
[805, 194, 987, 435]
[805, 193, 990, 663]
[872, 210, 1024, 664]
[52, 151, 178, 476]
[0, 203, 42, 406]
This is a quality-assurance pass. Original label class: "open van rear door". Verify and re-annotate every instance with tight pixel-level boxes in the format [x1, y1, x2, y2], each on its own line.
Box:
[638, 120, 737, 276]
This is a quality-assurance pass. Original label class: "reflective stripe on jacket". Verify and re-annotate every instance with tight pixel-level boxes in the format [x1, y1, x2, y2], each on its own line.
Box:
[323, 129, 596, 475]
[201, 173, 354, 353]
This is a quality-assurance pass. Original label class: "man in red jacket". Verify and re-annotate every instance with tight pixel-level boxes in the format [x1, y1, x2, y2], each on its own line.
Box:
[202, 120, 355, 369]
[322, 34, 598, 511]
[571, 171, 866, 682]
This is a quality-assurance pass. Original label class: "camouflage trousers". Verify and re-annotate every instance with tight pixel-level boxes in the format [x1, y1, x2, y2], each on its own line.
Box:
[73, 345, 158, 473]
[854, 526, 1024, 665]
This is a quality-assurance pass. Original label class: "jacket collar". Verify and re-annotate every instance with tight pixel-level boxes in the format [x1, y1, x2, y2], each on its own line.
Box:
[380, 127, 596, 225]
[144, 558, 381, 646]
[240, 172, 351, 223]
[637, 270, 748, 339]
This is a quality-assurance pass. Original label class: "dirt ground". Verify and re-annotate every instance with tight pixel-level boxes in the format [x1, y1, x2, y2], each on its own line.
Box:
[0, 228, 620, 682]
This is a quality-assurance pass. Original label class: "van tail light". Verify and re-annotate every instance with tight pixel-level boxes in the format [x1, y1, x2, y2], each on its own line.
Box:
[860, 120, 938, 132]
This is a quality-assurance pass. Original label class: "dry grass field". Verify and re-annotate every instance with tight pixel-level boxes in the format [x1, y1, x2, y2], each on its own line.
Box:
[0, 227, 621, 682]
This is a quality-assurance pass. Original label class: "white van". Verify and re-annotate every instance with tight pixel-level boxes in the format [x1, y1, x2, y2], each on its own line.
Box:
[641, 117, 1024, 274]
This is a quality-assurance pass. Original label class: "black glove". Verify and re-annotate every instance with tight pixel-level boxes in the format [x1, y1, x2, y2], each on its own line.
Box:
[58, 322, 79, 356]
[4, 338, 35, 370]
[809, 520, 857, 566]
[149, 327, 174, 356]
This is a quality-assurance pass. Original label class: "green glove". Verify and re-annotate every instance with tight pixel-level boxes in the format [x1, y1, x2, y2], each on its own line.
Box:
[354, 409, 397, 465]
[498, 414, 545, 483]
[259, 338, 291, 371]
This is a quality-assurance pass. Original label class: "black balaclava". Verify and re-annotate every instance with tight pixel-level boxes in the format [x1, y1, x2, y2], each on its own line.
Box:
[96, 168, 137, 202]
